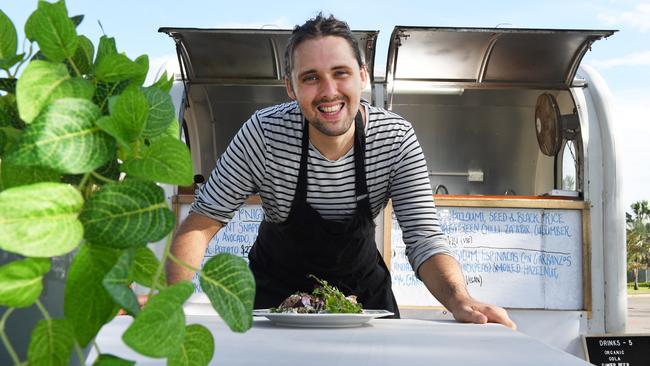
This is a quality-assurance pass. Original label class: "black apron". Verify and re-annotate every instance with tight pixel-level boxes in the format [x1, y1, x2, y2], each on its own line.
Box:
[248, 111, 399, 317]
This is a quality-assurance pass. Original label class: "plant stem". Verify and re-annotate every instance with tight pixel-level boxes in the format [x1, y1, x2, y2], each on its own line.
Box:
[9, 42, 33, 79]
[99, 83, 121, 112]
[77, 172, 92, 193]
[148, 233, 174, 298]
[66, 56, 82, 77]
[0, 308, 22, 366]
[34, 299, 51, 321]
[93, 339, 102, 355]
[91, 171, 117, 184]
[148, 234, 201, 299]
[167, 252, 200, 274]
[168, 251, 212, 290]
[35, 301, 85, 364]
[73, 340, 85, 366]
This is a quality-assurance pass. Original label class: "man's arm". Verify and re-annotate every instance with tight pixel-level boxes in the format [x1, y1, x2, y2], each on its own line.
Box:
[418, 253, 516, 330]
[166, 212, 223, 284]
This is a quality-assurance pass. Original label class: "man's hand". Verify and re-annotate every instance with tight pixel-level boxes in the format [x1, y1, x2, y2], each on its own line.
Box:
[117, 294, 150, 316]
[447, 296, 516, 330]
[418, 253, 517, 330]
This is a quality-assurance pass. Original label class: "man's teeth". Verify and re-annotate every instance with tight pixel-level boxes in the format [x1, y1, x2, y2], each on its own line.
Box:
[318, 104, 343, 113]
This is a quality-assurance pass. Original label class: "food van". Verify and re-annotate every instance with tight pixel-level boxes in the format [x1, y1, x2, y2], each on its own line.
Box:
[158, 26, 623, 359]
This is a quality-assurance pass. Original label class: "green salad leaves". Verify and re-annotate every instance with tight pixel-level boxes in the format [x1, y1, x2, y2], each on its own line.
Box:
[271, 275, 363, 314]
[311, 276, 363, 314]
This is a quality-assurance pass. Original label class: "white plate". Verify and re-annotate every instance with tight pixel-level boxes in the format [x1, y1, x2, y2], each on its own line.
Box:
[252, 309, 394, 327]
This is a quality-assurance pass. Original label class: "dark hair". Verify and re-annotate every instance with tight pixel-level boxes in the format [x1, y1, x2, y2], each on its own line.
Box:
[284, 13, 364, 78]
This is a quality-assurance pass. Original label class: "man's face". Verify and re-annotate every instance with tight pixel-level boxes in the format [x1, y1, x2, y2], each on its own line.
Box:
[285, 36, 368, 138]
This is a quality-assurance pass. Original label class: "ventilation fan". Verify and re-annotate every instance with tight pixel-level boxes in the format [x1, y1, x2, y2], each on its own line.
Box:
[534, 93, 580, 156]
[534, 93, 562, 156]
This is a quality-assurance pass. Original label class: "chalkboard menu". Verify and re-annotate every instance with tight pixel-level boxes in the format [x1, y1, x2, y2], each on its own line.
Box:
[583, 334, 650, 366]
[190, 204, 263, 293]
[390, 205, 584, 309]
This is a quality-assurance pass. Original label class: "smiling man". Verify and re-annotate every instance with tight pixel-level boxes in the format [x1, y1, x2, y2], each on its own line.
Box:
[166, 13, 515, 329]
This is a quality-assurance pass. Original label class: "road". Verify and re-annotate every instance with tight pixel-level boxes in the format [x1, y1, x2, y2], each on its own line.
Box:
[627, 294, 650, 333]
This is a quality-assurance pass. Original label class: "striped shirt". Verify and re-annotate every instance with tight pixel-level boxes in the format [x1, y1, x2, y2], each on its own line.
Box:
[191, 100, 451, 276]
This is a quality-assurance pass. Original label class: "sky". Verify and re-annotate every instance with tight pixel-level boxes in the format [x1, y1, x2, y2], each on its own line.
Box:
[3, 0, 649, 211]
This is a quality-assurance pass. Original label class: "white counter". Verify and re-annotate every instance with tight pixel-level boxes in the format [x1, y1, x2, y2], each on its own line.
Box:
[88, 306, 591, 366]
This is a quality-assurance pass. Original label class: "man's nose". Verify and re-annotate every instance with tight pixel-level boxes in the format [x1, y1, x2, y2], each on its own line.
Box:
[319, 76, 337, 99]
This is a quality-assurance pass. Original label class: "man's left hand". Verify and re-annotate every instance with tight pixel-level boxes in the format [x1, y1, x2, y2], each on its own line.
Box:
[449, 298, 517, 330]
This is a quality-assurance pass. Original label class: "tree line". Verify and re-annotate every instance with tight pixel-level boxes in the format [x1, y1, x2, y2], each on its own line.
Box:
[627, 200, 650, 290]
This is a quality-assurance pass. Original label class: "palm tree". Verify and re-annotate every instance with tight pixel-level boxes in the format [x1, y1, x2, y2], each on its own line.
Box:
[626, 201, 650, 290]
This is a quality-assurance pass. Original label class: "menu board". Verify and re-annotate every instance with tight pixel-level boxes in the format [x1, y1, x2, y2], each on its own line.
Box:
[389, 206, 584, 309]
[189, 204, 263, 293]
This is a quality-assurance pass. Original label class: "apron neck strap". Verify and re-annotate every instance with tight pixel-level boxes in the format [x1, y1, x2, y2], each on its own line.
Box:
[296, 111, 369, 206]
[352, 111, 369, 202]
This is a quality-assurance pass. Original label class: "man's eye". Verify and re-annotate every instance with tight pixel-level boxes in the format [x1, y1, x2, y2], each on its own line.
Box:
[302, 75, 317, 82]
[335, 70, 350, 77]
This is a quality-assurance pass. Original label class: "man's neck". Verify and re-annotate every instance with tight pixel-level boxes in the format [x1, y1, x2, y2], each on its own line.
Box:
[309, 125, 354, 161]
[309, 107, 365, 161]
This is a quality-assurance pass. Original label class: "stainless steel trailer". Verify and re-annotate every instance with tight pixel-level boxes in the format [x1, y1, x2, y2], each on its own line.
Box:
[160, 26, 623, 359]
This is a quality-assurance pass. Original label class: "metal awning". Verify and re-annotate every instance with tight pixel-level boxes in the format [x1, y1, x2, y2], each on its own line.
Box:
[159, 28, 379, 84]
[386, 26, 616, 90]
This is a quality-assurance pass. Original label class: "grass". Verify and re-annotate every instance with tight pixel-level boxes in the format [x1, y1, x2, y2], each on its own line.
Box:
[627, 282, 650, 295]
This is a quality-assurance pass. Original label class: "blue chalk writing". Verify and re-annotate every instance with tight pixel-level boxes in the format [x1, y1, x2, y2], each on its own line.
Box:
[237, 222, 260, 234]
[451, 210, 485, 223]
[236, 207, 264, 221]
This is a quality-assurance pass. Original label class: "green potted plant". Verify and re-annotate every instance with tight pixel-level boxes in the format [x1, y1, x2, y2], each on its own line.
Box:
[0, 1, 255, 365]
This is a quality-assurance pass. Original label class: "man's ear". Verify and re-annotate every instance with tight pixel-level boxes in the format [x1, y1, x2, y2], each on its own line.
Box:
[284, 76, 296, 100]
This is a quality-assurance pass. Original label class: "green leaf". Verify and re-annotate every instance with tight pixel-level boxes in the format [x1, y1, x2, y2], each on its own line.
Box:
[0, 9, 18, 68]
[0, 77, 17, 94]
[96, 53, 147, 83]
[69, 34, 94, 75]
[0, 161, 60, 190]
[70, 14, 84, 28]
[122, 136, 193, 185]
[94, 80, 129, 114]
[93, 354, 135, 366]
[95, 35, 117, 66]
[15, 60, 94, 123]
[122, 281, 194, 358]
[0, 258, 51, 307]
[142, 86, 175, 138]
[168, 324, 214, 366]
[0, 126, 22, 154]
[132, 246, 165, 290]
[64, 243, 121, 346]
[95, 117, 127, 150]
[151, 70, 174, 93]
[79, 180, 175, 248]
[103, 248, 140, 316]
[0, 53, 24, 70]
[97, 86, 148, 146]
[0, 182, 83, 257]
[199, 253, 255, 332]
[0, 94, 22, 129]
[7, 98, 115, 174]
[162, 117, 181, 139]
[31, 49, 47, 61]
[131, 54, 149, 87]
[24, 0, 78, 63]
[27, 318, 75, 366]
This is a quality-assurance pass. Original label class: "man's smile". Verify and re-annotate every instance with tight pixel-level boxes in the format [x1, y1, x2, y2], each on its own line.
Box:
[318, 102, 344, 114]
[317, 101, 345, 115]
